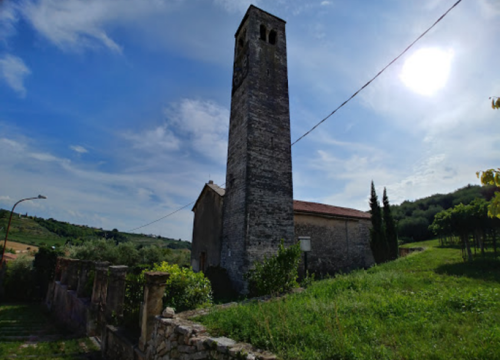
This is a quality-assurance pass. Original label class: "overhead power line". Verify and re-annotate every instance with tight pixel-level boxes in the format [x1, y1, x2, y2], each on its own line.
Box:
[127, 201, 194, 233]
[127, 0, 463, 233]
[291, 0, 463, 146]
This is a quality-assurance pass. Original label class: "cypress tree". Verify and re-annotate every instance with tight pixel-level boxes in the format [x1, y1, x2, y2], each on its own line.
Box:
[369, 181, 386, 263]
[383, 188, 398, 260]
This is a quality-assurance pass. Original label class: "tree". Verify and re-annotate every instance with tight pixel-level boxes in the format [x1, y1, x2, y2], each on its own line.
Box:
[383, 188, 398, 260]
[369, 181, 388, 264]
[490, 96, 500, 109]
[477, 169, 500, 219]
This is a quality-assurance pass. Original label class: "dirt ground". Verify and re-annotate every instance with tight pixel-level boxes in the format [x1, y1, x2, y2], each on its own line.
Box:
[2, 240, 38, 254]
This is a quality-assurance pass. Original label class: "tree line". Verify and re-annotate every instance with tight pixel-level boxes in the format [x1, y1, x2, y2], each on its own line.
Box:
[390, 184, 497, 243]
[430, 198, 499, 261]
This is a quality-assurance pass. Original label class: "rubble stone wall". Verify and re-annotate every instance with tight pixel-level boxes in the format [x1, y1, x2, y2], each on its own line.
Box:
[103, 310, 277, 360]
[294, 214, 374, 276]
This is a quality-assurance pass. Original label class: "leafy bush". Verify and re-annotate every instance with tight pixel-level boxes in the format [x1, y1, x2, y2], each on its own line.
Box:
[33, 246, 64, 299]
[0, 246, 16, 254]
[66, 239, 187, 267]
[150, 262, 212, 312]
[2, 255, 34, 301]
[245, 241, 301, 297]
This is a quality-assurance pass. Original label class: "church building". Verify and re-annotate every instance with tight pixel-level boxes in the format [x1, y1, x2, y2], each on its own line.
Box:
[191, 6, 374, 293]
[191, 182, 374, 281]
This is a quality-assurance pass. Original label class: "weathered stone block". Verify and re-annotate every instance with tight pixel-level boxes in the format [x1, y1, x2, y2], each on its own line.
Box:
[162, 307, 175, 318]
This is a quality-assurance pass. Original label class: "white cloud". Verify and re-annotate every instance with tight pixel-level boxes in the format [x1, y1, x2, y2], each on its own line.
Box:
[0, 128, 199, 240]
[70, 145, 88, 154]
[13, 0, 180, 53]
[0, 1, 19, 42]
[124, 125, 180, 152]
[124, 99, 229, 164]
[214, 0, 256, 13]
[165, 99, 229, 162]
[0, 54, 31, 97]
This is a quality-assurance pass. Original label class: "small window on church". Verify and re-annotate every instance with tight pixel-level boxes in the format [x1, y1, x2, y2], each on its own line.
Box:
[269, 30, 277, 45]
[238, 37, 244, 48]
[260, 24, 267, 41]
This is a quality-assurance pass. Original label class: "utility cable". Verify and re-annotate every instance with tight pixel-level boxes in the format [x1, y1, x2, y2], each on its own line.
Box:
[291, 0, 462, 146]
[127, 0, 462, 232]
[126, 201, 195, 233]
[127, 182, 226, 233]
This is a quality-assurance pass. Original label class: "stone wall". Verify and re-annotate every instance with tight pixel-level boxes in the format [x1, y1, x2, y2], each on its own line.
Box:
[101, 271, 278, 360]
[294, 214, 374, 276]
[45, 258, 127, 338]
[144, 313, 276, 360]
[103, 313, 278, 360]
[191, 183, 224, 273]
[46, 260, 279, 360]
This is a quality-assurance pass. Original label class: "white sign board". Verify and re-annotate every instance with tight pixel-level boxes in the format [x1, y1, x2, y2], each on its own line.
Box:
[299, 236, 311, 252]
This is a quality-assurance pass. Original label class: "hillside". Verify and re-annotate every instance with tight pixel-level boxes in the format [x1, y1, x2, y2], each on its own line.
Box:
[391, 184, 497, 242]
[0, 209, 191, 250]
[200, 241, 500, 359]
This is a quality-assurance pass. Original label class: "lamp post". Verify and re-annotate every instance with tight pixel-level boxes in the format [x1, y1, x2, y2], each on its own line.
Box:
[1, 195, 47, 268]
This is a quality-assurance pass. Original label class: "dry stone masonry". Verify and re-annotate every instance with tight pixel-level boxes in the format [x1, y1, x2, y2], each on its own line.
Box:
[45, 257, 277, 360]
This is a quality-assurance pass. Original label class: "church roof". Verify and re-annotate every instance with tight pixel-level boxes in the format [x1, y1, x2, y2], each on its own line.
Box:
[207, 182, 225, 197]
[293, 200, 371, 220]
[191, 181, 225, 211]
[193, 182, 370, 220]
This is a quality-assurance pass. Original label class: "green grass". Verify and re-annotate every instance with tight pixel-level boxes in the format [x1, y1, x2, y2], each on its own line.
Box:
[0, 209, 191, 250]
[199, 240, 500, 360]
[0, 304, 100, 359]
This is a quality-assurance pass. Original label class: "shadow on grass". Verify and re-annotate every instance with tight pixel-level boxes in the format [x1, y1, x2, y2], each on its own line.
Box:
[434, 253, 500, 283]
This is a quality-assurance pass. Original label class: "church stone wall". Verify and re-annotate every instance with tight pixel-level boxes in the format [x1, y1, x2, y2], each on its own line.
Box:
[191, 186, 224, 272]
[294, 215, 374, 276]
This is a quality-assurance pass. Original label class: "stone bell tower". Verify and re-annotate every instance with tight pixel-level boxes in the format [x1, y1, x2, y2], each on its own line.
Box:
[220, 5, 294, 293]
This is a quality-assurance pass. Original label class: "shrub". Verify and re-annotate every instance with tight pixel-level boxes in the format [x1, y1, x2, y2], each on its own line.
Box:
[33, 246, 63, 299]
[66, 240, 188, 267]
[245, 241, 302, 297]
[2, 255, 34, 301]
[150, 262, 212, 312]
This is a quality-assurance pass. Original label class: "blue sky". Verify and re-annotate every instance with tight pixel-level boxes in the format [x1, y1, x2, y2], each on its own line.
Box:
[1, 0, 499, 241]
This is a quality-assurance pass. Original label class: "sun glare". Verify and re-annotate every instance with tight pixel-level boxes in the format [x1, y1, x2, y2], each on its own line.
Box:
[400, 47, 453, 96]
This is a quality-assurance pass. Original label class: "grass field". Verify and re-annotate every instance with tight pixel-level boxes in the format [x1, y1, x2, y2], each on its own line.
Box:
[0, 304, 100, 359]
[0, 214, 65, 247]
[200, 240, 500, 360]
[0, 209, 191, 250]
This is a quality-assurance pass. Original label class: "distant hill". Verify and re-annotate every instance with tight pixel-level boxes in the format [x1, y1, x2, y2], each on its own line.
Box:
[0, 209, 191, 250]
[391, 184, 497, 243]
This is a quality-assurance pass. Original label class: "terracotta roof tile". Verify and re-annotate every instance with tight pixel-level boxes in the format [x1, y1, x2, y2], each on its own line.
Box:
[193, 183, 370, 220]
[293, 200, 371, 220]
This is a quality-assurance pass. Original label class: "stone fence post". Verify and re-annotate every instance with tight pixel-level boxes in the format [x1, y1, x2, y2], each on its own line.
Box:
[66, 259, 80, 291]
[104, 265, 128, 323]
[59, 258, 71, 285]
[54, 257, 63, 281]
[139, 271, 169, 352]
[91, 262, 110, 307]
[76, 260, 93, 298]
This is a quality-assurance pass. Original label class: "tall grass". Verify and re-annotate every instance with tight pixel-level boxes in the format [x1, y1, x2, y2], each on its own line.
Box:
[200, 241, 500, 360]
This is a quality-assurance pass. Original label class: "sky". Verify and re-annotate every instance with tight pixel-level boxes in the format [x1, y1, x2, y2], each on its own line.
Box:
[0, 0, 499, 241]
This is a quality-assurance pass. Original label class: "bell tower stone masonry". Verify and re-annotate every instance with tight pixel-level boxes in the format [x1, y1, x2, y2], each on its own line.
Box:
[220, 6, 295, 293]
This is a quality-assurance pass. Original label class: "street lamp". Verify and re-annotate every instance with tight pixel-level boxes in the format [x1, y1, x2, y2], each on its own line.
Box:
[1, 195, 47, 268]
